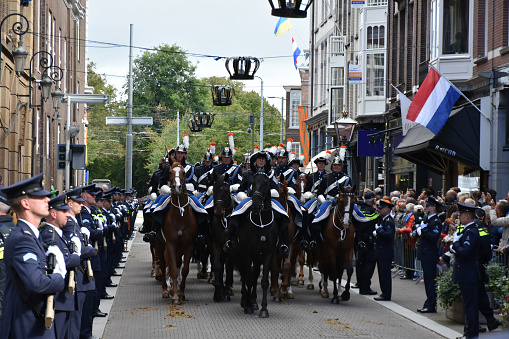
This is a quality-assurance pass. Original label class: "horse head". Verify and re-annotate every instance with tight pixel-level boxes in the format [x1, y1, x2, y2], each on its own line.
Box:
[296, 173, 308, 202]
[213, 173, 231, 218]
[251, 172, 271, 214]
[334, 185, 357, 229]
[277, 173, 288, 200]
[169, 162, 186, 195]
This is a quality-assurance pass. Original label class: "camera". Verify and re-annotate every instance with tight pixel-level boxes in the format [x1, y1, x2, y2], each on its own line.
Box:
[247, 127, 252, 134]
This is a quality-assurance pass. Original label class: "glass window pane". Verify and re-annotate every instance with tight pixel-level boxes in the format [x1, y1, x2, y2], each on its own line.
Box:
[373, 26, 379, 49]
[379, 26, 385, 48]
[443, 0, 469, 54]
[331, 88, 344, 121]
[366, 53, 385, 97]
[331, 67, 344, 86]
[367, 26, 373, 49]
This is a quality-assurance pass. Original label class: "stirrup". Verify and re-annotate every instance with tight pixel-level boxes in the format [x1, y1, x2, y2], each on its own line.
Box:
[279, 244, 289, 258]
[309, 240, 317, 252]
[223, 240, 233, 253]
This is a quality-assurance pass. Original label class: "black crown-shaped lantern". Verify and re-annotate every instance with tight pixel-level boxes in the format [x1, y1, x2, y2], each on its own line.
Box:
[188, 112, 216, 132]
[211, 85, 235, 106]
[188, 116, 203, 132]
[225, 56, 260, 80]
[269, 0, 313, 18]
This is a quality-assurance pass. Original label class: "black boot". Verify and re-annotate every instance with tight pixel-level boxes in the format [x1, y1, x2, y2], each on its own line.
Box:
[278, 223, 290, 258]
[300, 209, 309, 250]
[223, 220, 238, 253]
[308, 224, 319, 252]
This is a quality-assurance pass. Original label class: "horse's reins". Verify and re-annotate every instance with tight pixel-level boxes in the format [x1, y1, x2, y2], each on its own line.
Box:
[215, 188, 233, 229]
[331, 192, 355, 241]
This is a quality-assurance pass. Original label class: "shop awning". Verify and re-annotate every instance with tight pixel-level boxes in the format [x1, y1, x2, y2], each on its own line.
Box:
[394, 105, 488, 173]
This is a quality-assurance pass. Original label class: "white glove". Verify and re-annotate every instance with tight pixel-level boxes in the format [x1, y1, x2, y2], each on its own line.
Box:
[150, 192, 157, 200]
[192, 190, 199, 196]
[287, 187, 296, 195]
[206, 186, 214, 196]
[148, 186, 152, 194]
[302, 192, 314, 200]
[230, 184, 240, 193]
[317, 195, 326, 204]
[270, 189, 279, 198]
[453, 231, 462, 243]
[81, 227, 90, 238]
[420, 223, 428, 229]
[235, 192, 248, 203]
[375, 224, 381, 230]
[159, 185, 171, 195]
[449, 244, 456, 254]
[46, 245, 66, 279]
[373, 230, 377, 237]
[416, 227, 422, 236]
[71, 236, 82, 256]
[186, 183, 195, 192]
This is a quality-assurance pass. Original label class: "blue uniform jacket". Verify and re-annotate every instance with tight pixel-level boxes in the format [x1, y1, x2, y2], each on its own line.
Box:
[0, 220, 65, 339]
[452, 222, 480, 283]
[416, 213, 442, 262]
[273, 165, 297, 190]
[375, 214, 395, 260]
[304, 170, 327, 193]
[62, 217, 96, 292]
[212, 163, 241, 184]
[40, 224, 81, 312]
[78, 206, 102, 271]
[316, 172, 352, 198]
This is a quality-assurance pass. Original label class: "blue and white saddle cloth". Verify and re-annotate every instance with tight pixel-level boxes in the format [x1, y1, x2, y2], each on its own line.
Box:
[286, 194, 303, 227]
[230, 198, 289, 228]
[312, 199, 369, 224]
[153, 193, 207, 215]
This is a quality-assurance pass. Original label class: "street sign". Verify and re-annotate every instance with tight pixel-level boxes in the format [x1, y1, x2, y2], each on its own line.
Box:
[106, 117, 153, 125]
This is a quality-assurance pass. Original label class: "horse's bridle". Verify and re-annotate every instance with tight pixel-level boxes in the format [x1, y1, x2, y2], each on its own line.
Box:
[169, 165, 186, 192]
[214, 182, 233, 229]
[331, 192, 355, 241]
[251, 172, 271, 212]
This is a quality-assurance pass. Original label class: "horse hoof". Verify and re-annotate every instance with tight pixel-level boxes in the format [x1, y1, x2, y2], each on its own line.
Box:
[321, 291, 329, 298]
[253, 303, 259, 310]
[229, 289, 234, 296]
[291, 281, 298, 286]
[259, 310, 269, 318]
[331, 297, 340, 304]
[197, 272, 207, 279]
[172, 298, 179, 304]
[208, 277, 214, 284]
[273, 296, 281, 302]
[286, 292, 294, 299]
[307, 284, 314, 290]
[224, 295, 231, 302]
[162, 291, 170, 298]
[244, 307, 254, 314]
[341, 291, 350, 301]
[214, 293, 223, 303]
[270, 290, 276, 297]
[155, 274, 162, 282]
[179, 295, 186, 302]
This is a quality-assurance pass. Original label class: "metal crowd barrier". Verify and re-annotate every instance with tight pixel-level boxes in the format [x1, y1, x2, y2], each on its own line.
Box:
[392, 233, 509, 283]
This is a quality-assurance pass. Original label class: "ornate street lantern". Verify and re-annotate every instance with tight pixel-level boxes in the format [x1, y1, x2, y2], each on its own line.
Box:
[332, 108, 357, 145]
[12, 42, 29, 74]
[225, 56, 260, 80]
[188, 116, 203, 132]
[198, 112, 215, 128]
[51, 88, 64, 111]
[268, 0, 314, 19]
[211, 85, 234, 106]
[40, 73, 53, 101]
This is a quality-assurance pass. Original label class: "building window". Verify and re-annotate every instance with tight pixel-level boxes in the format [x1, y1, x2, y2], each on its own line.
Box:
[367, 25, 385, 49]
[442, 0, 469, 54]
[331, 67, 344, 86]
[47, 10, 52, 57]
[331, 87, 344, 122]
[431, 0, 439, 59]
[366, 53, 385, 97]
[36, 109, 40, 154]
[291, 142, 301, 155]
[289, 90, 301, 128]
[77, 20, 80, 62]
[367, 0, 387, 5]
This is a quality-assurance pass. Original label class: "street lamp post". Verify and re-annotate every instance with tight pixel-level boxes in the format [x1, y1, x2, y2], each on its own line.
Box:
[268, 96, 285, 144]
[62, 94, 109, 190]
[255, 76, 264, 149]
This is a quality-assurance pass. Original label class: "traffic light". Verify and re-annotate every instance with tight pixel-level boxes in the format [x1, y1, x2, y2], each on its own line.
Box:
[57, 144, 66, 170]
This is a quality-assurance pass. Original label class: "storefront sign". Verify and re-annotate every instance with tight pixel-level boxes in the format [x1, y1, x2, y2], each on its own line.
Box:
[348, 64, 362, 84]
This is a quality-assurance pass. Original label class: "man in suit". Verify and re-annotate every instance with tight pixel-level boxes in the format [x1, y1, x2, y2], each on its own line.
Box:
[373, 199, 395, 301]
[0, 173, 66, 338]
[40, 193, 81, 338]
[450, 202, 481, 339]
[416, 196, 442, 313]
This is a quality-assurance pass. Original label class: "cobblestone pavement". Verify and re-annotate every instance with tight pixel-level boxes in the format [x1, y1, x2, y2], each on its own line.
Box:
[98, 213, 506, 338]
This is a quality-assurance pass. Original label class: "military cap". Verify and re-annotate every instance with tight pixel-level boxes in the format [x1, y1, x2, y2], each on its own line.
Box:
[81, 184, 98, 195]
[277, 148, 289, 158]
[425, 196, 442, 207]
[314, 156, 327, 165]
[457, 202, 477, 213]
[364, 191, 375, 200]
[95, 191, 104, 200]
[288, 158, 301, 167]
[0, 173, 51, 199]
[475, 208, 486, 219]
[102, 192, 112, 200]
[378, 199, 394, 209]
[0, 185, 8, 205]
[175, 144, 188, 153]
[66, 187, 85, 202]
[49, 193, 71, 210]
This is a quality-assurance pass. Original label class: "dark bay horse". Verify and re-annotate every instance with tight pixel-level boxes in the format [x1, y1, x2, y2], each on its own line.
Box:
[210, 172, 234, 302]
[156, 163, 198, 303]
[318, 185, 357, 304]
[234, 172, 279, 318]
[271, 174, 299, 300]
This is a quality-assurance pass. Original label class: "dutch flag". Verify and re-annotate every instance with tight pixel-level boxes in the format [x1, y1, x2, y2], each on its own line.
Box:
[406, 66, 461, 135]
[292, 38, 301, 70]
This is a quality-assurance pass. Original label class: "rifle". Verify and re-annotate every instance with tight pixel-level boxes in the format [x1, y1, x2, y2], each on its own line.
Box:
[82, 233, 94, 282]
[67, 240, 77, 295]
[44, 228, 56, 330]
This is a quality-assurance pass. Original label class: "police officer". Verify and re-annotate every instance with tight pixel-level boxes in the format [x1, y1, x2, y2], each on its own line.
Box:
[355, 191, 379, 295]
[0, 173, 66, 338]
[373, 199, 395, 301]
[416, 196, 442, 313]
[0, 187, 15, 318]
[450, 202, 481, 339]
[40, 193, 81, 338]
[63, 186, 97, 339]
[300, 156, 328, 249]
[100, 191, 119, 288]
[308, 154, 352, 250]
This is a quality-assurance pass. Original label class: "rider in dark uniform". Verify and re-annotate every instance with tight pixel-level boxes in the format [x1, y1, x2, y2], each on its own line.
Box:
[212, 146, 241, 186]
[195, 151, 214, 193]
[272, 147, 297, 191]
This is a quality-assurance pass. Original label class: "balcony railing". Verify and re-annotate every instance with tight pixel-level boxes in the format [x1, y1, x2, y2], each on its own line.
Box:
[330, 36, 346, 57]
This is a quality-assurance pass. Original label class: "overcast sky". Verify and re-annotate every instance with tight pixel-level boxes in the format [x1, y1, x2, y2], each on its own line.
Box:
[86, 0, 310, 111]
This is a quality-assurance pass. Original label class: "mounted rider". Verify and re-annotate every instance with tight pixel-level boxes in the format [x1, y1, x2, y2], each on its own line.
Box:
[195, 143, 216, 193]
[272, 139, 298, 191]
[158, 134, 197, 192]
[212, 133, 241, 186]
[224, 150, 290, 257]
[300, 152, 330, 249]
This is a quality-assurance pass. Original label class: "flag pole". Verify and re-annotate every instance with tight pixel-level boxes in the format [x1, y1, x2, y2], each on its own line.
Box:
[429, 64, 490, 122]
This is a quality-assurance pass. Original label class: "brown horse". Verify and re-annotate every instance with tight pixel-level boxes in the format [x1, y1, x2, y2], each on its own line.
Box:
[156, 163, 198, 303]
[318, 185, 357, 304]
[294, 173, 309, 286]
